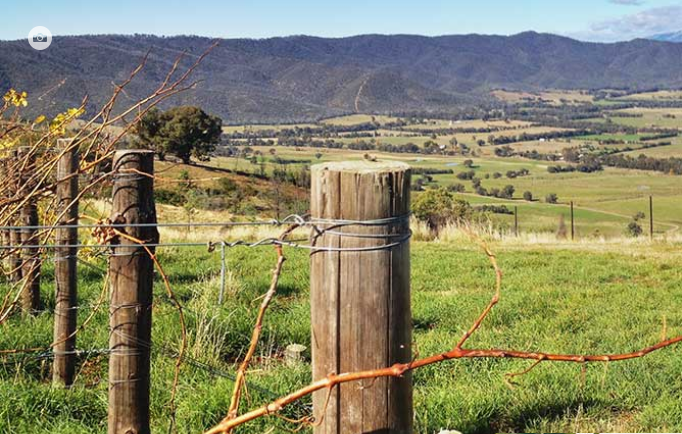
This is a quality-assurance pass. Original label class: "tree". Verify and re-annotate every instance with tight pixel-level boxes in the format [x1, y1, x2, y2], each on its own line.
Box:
[135, 107, 164, 158]
[136, 106, 222, 164]
[546, 193, 558, 204]
[412, 187, 472, 235]
[561, 147, 581, 163]
[447, 183, 466, 193]
[501, 185, 515, 199]
[626, 212, 645, 237]
[523, 191, 533, 201]
[463, 159, 474, 168]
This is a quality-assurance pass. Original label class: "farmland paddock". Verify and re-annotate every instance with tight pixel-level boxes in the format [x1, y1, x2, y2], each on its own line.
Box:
[0, 151, 682, 433]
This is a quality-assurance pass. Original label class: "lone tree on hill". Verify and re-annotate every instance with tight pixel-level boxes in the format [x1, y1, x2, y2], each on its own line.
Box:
[413, 187, 472, 236]
[626, 212, 646, 237]
[135, 106, 222, 164]
[546, 192, 559, 204]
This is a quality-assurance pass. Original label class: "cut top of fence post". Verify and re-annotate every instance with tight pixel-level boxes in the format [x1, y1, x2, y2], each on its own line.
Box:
[311, 159, 410, 174]
[310, 160, 411, 220]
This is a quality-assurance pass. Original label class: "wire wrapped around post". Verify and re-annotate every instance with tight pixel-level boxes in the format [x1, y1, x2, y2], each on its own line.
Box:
[309, 160, 413, 434]
[107, 150, 158, 434]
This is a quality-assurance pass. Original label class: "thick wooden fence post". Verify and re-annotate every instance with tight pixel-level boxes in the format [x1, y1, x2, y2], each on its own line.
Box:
[53, 145, 79, 386]
[18, 147, 40, 313]
[108, 150, 158, 434]
[310, 161, 413, 434]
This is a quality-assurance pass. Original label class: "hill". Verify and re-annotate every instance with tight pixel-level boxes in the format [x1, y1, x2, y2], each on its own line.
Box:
[649, 31, 682, 43]
[5, 32, 682, 122]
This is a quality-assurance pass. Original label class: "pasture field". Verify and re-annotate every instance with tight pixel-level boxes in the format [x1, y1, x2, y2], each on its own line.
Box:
[207, 145, 682, 237]
[320, 114, 399, 126]
[491, 89, 594, 105]
[491, 138, 633, 156]
[615, 90, 682, 101]
[401, 119, 531, 131]
[575, 133, 643, 142]
[2, 232, 682, 433]
[603, 108, 682, 129]
[626, 139, 682, 158]
[222, 123, 318, 134]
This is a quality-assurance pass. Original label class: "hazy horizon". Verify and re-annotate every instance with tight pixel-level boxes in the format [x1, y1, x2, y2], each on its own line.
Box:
[4, 0, 682, 43]
[0, 29, 669, 44]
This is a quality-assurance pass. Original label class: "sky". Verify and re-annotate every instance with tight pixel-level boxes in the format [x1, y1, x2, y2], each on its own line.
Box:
[2, 0, 682, 42]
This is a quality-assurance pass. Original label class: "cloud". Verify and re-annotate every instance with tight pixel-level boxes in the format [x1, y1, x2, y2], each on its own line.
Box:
[571, 5, 682, 42]
[609, 0, 645, 5]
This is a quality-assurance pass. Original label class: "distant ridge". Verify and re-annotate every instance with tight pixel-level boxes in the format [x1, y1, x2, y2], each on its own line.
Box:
[3, 32, 682, 122]
[648, 31, 682, 43]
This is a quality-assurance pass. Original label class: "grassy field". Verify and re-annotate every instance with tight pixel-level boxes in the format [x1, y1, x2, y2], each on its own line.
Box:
[491, 90, 594, 105]
[401, 119, 531, 131]
[626, 139, 682, 158]
[320, 114, 400, 126]
[2, 232, 682, 433]
[616, 90, 682, 101]
[206, 145, 682, 237]
[602, 108, 682, 129]
[222, 123, 318, 134]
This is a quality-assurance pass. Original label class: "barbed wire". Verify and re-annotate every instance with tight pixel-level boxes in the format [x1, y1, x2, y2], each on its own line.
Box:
[0, 213, 413, 253]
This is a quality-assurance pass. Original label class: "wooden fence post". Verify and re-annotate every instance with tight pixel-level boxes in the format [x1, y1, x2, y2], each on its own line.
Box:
[108, 150, 158, 434]
[18, 147, 40, 313]
[514, 206, 518, 237]
[53, 144, 79, 386]
[310, 161, 413, 434]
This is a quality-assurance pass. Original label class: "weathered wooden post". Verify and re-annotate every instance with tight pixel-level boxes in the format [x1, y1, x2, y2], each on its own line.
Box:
[53, 144, 79, 386]
[514, 205, 518, 237]
[310, 161, 413, 434]
[18, 147, 41, 313]
[108, 150, 158, 434]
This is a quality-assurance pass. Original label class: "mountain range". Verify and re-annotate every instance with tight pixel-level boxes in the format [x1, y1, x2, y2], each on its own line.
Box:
[3, 32, 682, 123]
[648, 32, 682, 43]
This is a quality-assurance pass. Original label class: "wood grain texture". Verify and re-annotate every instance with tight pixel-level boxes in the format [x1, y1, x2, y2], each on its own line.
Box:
[108, 151, 158, 434]
[53, 145, 79, 386]
[310, 161, 412, 434]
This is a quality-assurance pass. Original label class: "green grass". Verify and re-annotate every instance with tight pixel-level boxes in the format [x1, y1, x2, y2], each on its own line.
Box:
[2, 239, 682, 433]
[320, 114, 399, 126]
[206, 145, 682, 237]
[576, 133, 643, 142]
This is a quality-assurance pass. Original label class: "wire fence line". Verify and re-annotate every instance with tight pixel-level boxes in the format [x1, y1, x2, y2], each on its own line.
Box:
[0, 309, 310, 416]
[1, 214, 413, 304]
[0, 209, 411, 427]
